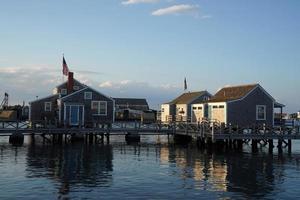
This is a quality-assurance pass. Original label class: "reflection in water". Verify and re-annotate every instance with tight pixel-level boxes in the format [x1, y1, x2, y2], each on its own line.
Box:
[159, 144, 286, 199]
[26, 143, 113, 197]
[0, 136, 299, 199]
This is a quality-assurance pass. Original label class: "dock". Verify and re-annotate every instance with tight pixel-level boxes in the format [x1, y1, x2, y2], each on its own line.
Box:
[1, 120, 300, 152]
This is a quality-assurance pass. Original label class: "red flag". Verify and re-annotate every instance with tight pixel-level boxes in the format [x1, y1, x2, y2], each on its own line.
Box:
[62, 56, 69, 76]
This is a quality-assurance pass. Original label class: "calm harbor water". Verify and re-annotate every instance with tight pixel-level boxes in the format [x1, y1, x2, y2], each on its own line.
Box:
[1, 136, 300, 199]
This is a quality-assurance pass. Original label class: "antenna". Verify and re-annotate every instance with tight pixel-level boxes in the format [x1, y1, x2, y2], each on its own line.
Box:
[0, 92, 9, 110]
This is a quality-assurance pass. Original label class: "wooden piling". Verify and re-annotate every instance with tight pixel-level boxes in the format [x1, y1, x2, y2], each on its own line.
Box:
[252, 139, 258, 152]
[268, 139, 273, 154]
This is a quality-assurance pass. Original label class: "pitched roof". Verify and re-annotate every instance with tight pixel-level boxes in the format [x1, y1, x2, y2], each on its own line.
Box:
[113, 98, 148, 106]
[208, 84, 258, 103]
[168, 91, 208, 104]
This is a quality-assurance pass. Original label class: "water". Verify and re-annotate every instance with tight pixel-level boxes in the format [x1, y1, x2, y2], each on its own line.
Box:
[1, 136, 300, 199]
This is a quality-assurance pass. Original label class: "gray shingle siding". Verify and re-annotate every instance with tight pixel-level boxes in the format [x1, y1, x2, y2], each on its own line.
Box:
[227, 87, 274, 127]
[60, 88, 114, 126]
[30, 95, 58, 122]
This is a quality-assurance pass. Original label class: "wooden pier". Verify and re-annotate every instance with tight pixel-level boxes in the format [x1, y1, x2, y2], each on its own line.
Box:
[1, 120, 300, 152]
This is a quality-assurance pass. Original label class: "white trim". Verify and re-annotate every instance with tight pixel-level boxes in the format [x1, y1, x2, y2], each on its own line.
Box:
[256, 105, 266, 121]
[91, 101, 107, 116]
[60, 86, 114, 102]
[64, 103, 66, 125]
[58, 99, 61, 123]
[44, 102, 52, 112]
[60, 87, 88, 100]
[113, 99, 115, 122]
[225, 102, 227, 124]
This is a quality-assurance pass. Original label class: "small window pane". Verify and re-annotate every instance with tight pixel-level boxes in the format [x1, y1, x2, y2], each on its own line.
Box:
[257, 105, 266, 120]
[84, 92, 92, 99]
[44, 102, 51, 112]
[61, 89, 67, 95]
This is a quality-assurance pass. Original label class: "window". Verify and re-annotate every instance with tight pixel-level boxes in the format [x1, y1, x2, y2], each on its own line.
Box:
[61, 88, 67, 95]
[203, 96, 210, 101]
[256, 105, 266, 120]
[44, 102, 52, 112]
[193, 107, 197, 110]
[213, 106, 218, 109]
[198, 107, 202, 110]
[161, 108, 165, 112]
[84, 92, 92, 100]
[92, 101, 107, 115]
[219, 105, 224, 109]
[73, 86, 80, 90]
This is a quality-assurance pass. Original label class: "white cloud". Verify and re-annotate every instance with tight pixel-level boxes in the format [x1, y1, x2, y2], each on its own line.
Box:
[98, 80, 181, 109]
[0, 66, 181, 109]
[122, 0, 159, 5]
[152, 4, 199, 16]
[0, 66, 92, 104]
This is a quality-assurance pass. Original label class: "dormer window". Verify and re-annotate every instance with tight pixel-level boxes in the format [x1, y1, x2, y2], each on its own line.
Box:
[84, 92, 92, 100]
[61, 89, 67, 95]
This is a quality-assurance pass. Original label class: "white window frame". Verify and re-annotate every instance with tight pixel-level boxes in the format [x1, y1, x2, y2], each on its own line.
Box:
[256, 105, 266, 120]
[73, 86, 80, 90]
[91, 101, 107, 116]
[84, 92, 92, 100]
[61, 88, 67, 95]
[44, 102, 52, 112]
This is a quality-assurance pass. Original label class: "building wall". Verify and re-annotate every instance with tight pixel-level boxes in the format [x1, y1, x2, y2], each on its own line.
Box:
[54, 80, 85, 96]
[207, 102, 227, 124]
[30, 95, 58, 122]
[60, 88, 114, 126]
[116, 104, 149, 111]
[227, 87, 274, 127]
[161, 104, 170, 122]
[176, 104, 188, 121]
[191, 104, 204, 122]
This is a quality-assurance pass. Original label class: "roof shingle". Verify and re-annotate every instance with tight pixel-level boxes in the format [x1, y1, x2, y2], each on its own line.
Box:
[168, 91, 208, 104]
[208, 84, 258, 103]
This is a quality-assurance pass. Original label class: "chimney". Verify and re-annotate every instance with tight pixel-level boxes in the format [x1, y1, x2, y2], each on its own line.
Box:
[67, 72, 74, 94]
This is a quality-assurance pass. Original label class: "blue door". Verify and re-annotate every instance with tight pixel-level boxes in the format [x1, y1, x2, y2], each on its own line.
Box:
[70, 105, 79, 126]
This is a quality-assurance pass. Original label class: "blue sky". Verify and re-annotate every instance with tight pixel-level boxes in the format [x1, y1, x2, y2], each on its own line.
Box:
[0, 0, 299, 112]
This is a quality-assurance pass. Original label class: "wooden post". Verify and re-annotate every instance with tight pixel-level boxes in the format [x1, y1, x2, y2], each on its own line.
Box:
[211, 123, 215, 143]
[252, 139, 258, 152]
[288, 139, 292, 154]
[278, 139, 283, 154]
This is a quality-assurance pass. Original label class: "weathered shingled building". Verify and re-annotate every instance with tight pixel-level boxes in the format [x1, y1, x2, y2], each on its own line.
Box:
[29, 72, 115, 127]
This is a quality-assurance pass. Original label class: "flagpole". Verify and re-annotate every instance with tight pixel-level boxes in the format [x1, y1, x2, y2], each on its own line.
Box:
[62, 53, 64, 83]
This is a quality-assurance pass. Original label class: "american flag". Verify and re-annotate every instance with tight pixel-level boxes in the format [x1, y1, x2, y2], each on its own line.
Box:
[62, 56, 69, 76]
[184, 77, 187, 91]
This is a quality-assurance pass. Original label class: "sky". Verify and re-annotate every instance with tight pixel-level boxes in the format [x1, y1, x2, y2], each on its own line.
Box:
[0, 0, 299, 112]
